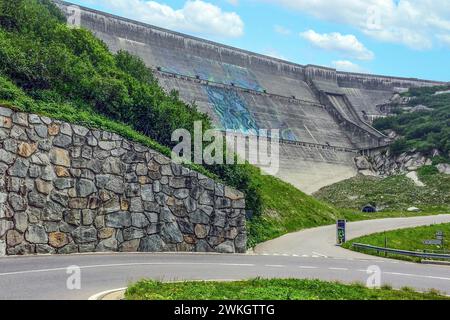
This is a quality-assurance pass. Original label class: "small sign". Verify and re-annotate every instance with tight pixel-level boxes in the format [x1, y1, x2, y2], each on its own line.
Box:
[436, 231, 444, 240]
[337, 220, 346, 245]
[423, 239, 443, 245]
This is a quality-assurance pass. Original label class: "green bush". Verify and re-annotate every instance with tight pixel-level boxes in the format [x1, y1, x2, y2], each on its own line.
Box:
[417, 165, 439, 177]
[0, 0, 262, 215]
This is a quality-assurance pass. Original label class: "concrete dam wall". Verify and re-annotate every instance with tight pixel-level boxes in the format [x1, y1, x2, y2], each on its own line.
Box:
[55, 1, 446, 193]
[0, 107, 246, 256]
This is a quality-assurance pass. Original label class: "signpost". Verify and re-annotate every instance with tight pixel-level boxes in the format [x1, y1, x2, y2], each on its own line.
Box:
[423, 239, 442, 245]
[423, 231, 445, 247]
[336, 220, 346, 245]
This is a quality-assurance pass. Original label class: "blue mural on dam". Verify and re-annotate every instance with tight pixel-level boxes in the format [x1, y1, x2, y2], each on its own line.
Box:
[205, 86, 259, 134]
[157, 51, 263, 92]
[222, 63, 263, 92]
[280, 127, 298, 141]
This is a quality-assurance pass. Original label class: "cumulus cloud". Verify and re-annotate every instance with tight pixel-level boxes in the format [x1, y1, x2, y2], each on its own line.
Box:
[331, 60, 367, 73]
[261, 0, 450, 50]
[84, 0, 244, 38]
[300, 30, 374, 60]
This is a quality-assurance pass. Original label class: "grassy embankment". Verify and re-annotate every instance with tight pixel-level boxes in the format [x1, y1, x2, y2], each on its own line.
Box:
[343, 223, 450, 262]
[314, 167, 450, 213]
[125, 279, 449, 300]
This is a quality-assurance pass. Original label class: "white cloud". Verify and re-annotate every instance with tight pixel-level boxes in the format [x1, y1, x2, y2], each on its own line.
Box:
[226, 0, 239, 5]
[300, 30, 374, 60]
[85, 0, 244, 38]
[331, 60, 367, 73]
[262, 0, 450, 50]
[274, 25, 292, 35]
[437, 34, 450, 47]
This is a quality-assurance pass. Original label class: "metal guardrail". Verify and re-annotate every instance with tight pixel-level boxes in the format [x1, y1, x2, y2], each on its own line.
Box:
[352, 243, 450, 260]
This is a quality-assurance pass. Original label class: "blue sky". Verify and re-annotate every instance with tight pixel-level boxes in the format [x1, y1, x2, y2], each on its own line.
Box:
[68, 0, 450, 81]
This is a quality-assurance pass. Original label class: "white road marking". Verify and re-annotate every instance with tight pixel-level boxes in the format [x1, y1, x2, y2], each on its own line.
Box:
[425, 276, 450, 281]
[329, 267, 349, 271]
[265, 265, 285, 268]
[298, 266, 318, 269]
[0, 262, 256, 277]
[384, 272, 450, 281]
[312, 252, 328, 258]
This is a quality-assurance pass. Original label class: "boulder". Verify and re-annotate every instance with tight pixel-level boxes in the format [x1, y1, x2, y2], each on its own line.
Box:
[436, 163, 450, 175]
[48, 232, 69, 248]
[72, 226, 97, 244]
[50, 148, 70, 167]
[139, 235, 166, 252]
[105, 212, 132, 228]
[26, 225, 48, 244]
[354, 156, 372, 170]
[17, 142, 37, 158]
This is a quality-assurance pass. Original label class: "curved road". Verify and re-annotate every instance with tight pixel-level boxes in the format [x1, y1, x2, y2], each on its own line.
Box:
[0, 215, 449, 300]
[255, 214, 450, 259]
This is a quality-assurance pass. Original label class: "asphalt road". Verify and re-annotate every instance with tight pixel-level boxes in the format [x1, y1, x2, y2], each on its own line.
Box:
[254, 214, 450, 259]
[1, 214, 449, 300]
[1, 252, 450, 300]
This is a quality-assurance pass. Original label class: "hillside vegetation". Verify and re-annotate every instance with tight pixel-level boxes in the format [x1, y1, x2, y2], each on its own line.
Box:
[0, 0, 347, 246]
[373, 85, 450, 159]
[314, 168, 450, 212]
[0, 0, 262, 211]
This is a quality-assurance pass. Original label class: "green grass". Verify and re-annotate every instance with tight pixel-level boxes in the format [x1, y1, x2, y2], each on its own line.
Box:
[246, 172, 447, 247]
[247, 173, 340, 247]
[313, 172, 450, 213]
[343, 223, 450, 262]
[125, 279, 449, 300]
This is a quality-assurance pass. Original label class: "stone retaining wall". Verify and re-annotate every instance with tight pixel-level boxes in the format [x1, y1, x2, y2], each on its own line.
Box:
[0, 106, 246, 256]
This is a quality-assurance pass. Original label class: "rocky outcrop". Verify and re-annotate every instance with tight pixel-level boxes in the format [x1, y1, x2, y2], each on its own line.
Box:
[0, 107, 246, 256]
[356, 149, 435, 177]
[437, 163, 450, 175]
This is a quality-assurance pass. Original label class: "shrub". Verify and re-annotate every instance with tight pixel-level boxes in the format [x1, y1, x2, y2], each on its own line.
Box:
[0, 0, 262, 215]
